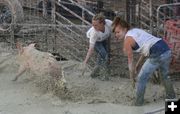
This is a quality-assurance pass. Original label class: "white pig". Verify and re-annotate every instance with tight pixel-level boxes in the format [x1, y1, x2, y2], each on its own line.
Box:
[13, 42, 66, 89]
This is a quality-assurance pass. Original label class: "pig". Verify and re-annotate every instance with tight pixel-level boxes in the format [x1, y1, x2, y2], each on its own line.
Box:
[13, 42, 66, 89]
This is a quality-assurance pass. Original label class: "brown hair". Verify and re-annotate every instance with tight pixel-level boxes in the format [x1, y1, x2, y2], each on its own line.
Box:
[112, 16, 130, 32]
[92, 13, 105, 24]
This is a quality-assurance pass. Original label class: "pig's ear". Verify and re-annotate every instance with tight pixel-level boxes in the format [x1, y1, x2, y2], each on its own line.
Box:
[16, 42, 24, 54]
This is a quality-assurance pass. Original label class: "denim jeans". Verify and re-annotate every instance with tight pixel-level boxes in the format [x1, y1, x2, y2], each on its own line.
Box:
[135, 50, 175, 105]
[90, 39, 110, 79]
[94, 39, 109, 66]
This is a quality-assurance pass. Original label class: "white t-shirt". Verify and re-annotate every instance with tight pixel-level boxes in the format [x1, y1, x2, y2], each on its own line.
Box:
[125, 28, 161, 56]
[86, 19, 112, 47]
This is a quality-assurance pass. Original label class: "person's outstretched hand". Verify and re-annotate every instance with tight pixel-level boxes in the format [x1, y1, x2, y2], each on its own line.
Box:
[79, 62, 86, 76]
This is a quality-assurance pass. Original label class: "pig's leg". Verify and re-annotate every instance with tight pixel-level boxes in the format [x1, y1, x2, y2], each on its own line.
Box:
[12, 65, 26, 81]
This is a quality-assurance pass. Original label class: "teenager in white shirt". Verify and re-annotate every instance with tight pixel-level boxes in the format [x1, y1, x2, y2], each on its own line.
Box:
[83, 13, 112, 80]
[112, 16, 175, 106]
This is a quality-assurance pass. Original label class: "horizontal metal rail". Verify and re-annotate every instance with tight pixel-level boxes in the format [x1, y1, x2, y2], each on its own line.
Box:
[56, 1, 91, 26]
[56, 20, 81, 38]
[67, 0, 95, 17]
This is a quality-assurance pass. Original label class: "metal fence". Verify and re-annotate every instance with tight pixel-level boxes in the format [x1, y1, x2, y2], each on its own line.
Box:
[0, 0, 180, 76]
[0, 0, 91, 61]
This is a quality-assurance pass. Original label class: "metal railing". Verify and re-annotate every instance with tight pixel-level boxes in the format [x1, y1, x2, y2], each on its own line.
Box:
[156, 2, 180, 37]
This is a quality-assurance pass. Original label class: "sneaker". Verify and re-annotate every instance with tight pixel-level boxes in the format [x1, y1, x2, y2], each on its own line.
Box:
[90, 65, 100, 78]
[132, 96, 144, 106]
[132, 100, 144, 106]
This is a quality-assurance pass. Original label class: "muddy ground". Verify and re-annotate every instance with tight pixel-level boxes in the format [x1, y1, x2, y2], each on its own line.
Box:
[0, 42, 180, 114]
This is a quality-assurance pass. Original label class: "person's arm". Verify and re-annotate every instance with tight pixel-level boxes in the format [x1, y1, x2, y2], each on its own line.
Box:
[135, 54, 146, 74]
[124, 36, 135, 87]
[84, 29, 97, 64]
[83, 44, 94, 64]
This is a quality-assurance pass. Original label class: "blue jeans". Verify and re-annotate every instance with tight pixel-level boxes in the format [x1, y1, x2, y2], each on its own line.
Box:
[94, 39, 109, 66]
[135, 50, 175, 105]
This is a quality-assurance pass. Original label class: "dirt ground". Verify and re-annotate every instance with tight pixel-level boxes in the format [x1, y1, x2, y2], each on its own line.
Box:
[0, 43, 180, 114]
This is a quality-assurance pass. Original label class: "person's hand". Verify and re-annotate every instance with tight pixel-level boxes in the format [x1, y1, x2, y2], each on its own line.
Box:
[80, 62, 86, 76]
[130, 71, 136, 89]
[131, 77, 136, 89]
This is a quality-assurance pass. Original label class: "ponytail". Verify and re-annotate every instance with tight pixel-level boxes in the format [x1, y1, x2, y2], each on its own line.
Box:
[112, 16, 130, 32]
